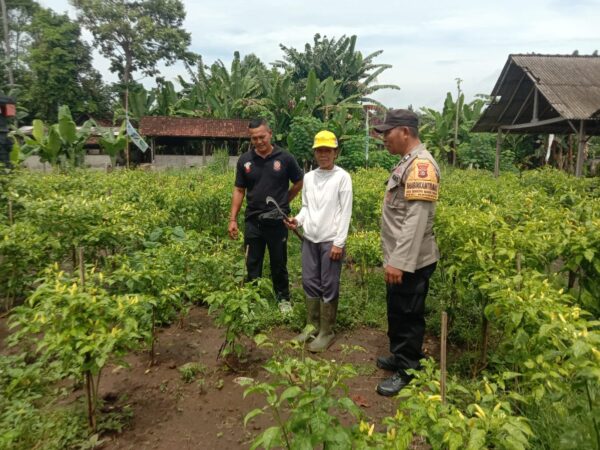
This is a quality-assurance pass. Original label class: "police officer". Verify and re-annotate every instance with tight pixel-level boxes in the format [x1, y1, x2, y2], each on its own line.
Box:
[228, 118, 303, 313]
[373, 109, 440, 397]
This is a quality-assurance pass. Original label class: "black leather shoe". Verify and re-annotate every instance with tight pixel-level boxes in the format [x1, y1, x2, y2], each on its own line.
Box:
[376, 373, 412, 397]
[376, 355, 402, 372]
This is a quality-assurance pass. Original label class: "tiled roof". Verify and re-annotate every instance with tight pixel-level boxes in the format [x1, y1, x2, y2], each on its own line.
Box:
[140, 116, 251, 138]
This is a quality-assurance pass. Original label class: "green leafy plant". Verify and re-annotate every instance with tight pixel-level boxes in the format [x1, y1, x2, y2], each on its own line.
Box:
[179, 362, 207, 383]
[356, 360, 533, 450]
[244, 340, 363, 449]
[98, 121, 127, 168]
[205, 278, 273, 360]
[19, 105, 94, 168]
[9, 266, 145, 431]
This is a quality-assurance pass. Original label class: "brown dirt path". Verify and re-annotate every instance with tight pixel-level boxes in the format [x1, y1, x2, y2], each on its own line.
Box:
[98, 306, 439, 450]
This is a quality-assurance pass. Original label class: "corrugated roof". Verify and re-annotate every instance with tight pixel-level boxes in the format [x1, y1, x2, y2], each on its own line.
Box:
[140, 116, 251, 138]
[473, 54, 600, 134]
[511, 54, 600, 119]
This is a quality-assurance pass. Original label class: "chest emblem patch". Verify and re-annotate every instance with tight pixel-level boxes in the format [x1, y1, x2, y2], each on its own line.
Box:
[273, 160, 282, 171]
[244, 162, 252, 173]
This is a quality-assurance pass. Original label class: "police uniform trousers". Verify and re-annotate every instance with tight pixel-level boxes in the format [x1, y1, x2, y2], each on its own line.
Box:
[386, 262, 436, 372]
[244, 218, 290, 301]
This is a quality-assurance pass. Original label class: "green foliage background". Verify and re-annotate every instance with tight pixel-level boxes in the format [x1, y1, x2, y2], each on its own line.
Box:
[0, 166, 599, 448]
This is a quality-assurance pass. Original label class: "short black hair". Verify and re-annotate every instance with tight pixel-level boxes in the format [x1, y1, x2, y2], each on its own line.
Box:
[248, 118, 269, 129]
[407, 126, 419, 138]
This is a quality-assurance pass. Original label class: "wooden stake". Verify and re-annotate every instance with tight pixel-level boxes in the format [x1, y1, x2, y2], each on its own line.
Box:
[243, 244, 249, 287]
[440, 311, 448, 404]
[149, 306, 156, 366]
[494, 129, 502, 178]
[7, 197, 13, 225]
[516, 252, 522, 290]
[78, 247, 85, 287]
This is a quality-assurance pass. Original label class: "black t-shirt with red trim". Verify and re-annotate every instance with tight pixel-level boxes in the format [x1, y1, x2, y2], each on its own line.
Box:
[235, 146, 303, 220]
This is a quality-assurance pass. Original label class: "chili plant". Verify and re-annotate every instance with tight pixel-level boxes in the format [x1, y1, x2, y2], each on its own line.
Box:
[205, 278, 273, 360]
[9, 266, 145, 431]
[243, 340, 363, 449]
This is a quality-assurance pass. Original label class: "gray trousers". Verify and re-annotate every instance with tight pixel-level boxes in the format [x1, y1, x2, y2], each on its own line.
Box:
[301, 239, 343, 303]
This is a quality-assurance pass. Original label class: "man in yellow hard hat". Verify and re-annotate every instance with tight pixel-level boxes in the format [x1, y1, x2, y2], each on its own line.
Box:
[286, 130, 353, 352]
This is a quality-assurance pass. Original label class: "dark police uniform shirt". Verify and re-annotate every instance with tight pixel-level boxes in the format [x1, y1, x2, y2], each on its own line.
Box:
[235, 145, 303, 220]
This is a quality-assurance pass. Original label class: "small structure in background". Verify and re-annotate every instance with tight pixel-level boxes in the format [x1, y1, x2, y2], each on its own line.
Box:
[473, 53, 600, 177]
[0, 95, 16, 170]
[139, 116, 250, 168]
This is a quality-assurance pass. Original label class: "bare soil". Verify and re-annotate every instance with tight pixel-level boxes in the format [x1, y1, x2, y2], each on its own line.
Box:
[1, 306, 441, 450]
[99, 306, 440, 450]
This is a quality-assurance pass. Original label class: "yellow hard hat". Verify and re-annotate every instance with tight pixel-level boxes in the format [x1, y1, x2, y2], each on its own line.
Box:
[312, 130, 338, 149]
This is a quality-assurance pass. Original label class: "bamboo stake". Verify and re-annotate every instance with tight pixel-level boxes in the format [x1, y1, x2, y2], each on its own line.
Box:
[78, 248, 98, 431]
[78, 247, 85, 287]
[149, 306, 156, 366]
[441, 311, 448, 404]
[243, 244, 249, 287]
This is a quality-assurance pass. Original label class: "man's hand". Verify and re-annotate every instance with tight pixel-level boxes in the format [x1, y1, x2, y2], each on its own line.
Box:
[228, 220, 239, 240]
[284, 216, 298, 230]
[384, 265, 403, 284]
[330, 245, 343, 261]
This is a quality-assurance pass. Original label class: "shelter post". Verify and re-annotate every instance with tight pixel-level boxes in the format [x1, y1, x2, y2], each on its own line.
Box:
[575, 120, 585, 178]
[494, 128, 502, 178]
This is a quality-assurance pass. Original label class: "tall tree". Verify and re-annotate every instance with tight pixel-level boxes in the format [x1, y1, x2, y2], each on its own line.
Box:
[71, 0, 193, 103]
[0, 0, 38, 90]
[23, 8, 111, 122]
[274, 34, 399, 102]
[0, 0, 13, 86]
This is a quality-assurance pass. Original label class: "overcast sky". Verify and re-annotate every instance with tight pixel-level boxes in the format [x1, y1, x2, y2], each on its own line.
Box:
[41, 0, 600, 109]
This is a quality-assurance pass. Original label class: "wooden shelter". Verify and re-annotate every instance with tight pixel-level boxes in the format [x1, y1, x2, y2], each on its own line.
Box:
[139, 116, 251, 164]
[472, 54, 600, 177]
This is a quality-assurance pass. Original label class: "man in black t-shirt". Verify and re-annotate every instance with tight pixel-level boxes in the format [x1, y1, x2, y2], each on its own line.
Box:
[228, 119, 303, 312]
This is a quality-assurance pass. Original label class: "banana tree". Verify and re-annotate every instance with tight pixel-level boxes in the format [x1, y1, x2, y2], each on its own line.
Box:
[20, 105, 93, 168]
[98, 122, 126, 168]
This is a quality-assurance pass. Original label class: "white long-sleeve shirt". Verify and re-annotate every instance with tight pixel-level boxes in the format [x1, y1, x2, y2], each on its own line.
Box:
[295, 165, 352, 247]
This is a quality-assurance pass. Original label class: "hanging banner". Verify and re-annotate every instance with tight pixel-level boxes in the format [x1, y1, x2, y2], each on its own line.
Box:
[545, 134, 555, 163]
[126, 119, 149, 153]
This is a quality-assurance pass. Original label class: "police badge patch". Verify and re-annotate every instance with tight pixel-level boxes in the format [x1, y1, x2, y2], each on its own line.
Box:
[405, 158, 439, 201]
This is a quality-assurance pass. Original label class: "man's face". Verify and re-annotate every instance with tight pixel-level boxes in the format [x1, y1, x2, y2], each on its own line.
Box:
[313, 147, 337, 170]
[249, 125, 273, 155]
[382, 127, 408, 155]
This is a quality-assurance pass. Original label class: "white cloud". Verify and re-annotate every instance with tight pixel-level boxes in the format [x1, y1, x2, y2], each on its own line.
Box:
[40, 0, 600, 109]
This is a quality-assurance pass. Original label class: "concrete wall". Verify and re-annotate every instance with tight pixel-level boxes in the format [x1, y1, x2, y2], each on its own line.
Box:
[23, 155, 112, 170]
[153, 155, 239, 169]
[23, 154, 240, 170]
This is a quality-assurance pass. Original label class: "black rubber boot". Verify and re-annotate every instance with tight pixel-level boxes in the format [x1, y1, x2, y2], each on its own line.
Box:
[308, 299, 338, 353]
[292, 297, 320, 343]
